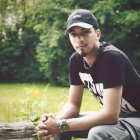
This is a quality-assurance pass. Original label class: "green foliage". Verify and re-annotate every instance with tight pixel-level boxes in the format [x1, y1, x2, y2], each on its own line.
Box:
[0, 0, 43, 82]
[0, 0, 140, 85]
[13, 24, 43, 82]
[0, 83, 101, 123]
[34, 0, 74, 86]
[92, 0, 140, 43]
[0, 83, 66, 122]
[0, 28, 22, 80]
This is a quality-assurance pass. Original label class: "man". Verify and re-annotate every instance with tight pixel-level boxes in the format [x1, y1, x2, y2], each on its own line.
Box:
[36, 9, 140, 140]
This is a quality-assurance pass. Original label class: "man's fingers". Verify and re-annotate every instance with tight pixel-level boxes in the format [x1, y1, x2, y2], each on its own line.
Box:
[41, 113, 52, 121]
[41, 114, 49, 122]
[42, 116, 47, 122]
[35, 124, 51, 138]
[35, 123, 47, 130]
[42, 134, 53, 140]
[37, 129, 49, 137]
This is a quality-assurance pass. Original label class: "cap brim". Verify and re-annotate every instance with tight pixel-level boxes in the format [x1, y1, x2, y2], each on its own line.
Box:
[67, 22, 93, 32]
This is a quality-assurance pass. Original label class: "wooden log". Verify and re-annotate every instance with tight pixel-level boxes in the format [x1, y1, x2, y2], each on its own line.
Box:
[0, 121, 37, 140]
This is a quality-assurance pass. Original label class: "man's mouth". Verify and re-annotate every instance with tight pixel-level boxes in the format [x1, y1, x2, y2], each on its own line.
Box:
[76, 44, 87, 48]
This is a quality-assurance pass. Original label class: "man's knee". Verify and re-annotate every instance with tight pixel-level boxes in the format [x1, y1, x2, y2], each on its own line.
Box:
[87, 124, 131, 140]
[88, 125, 108, 140]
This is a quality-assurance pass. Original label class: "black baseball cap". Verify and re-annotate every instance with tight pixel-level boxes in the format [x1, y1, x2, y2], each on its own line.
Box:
[67, 9, 98, 32]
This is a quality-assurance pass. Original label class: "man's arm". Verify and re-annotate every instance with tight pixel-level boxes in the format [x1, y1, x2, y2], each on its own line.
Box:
[35, 84, 84, 138]
[56, 84, 84, 119]
[66, 85, 123, 131]
[36, 85, 122, 137]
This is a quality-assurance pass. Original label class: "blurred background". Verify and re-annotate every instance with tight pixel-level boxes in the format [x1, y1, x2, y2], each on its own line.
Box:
[0, 0, 140, 128]
[0, 0, 140, 86]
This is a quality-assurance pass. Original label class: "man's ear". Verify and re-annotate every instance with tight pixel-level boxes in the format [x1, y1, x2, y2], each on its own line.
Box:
[96, 29, 101, 39]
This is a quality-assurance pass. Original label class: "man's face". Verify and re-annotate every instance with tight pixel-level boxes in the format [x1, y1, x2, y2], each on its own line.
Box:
[69, 26, 101, 57]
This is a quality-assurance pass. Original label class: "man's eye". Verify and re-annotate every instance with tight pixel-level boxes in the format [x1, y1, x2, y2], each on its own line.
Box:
[82, 30, 90, 35]
[71, 33, 77, 37]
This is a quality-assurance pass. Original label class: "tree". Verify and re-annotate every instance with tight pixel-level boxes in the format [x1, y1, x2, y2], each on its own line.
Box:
[0, 0, 43, 82]
[0, 0, 139, 85]
[33, 0, 72, 86]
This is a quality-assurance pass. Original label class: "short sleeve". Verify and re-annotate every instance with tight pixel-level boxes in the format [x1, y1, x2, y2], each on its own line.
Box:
[100, 51, 125, 89]
[69, 53, 83, 85]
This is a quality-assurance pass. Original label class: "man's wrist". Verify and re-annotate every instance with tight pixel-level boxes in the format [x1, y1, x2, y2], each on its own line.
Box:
[59, 119, 69, 132]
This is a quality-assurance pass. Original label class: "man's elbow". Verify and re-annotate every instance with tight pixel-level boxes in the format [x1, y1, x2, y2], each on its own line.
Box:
[108, 113, 119, 124]
[102, 109, 119, 125]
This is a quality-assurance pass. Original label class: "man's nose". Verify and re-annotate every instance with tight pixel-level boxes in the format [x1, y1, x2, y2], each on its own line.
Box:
[76, 35, 84, 42]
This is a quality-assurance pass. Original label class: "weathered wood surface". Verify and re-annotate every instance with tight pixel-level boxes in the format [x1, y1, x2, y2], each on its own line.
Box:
[0, 121, 37, 140]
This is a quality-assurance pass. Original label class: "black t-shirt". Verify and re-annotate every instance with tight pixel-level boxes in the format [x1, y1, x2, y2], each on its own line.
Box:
[69, 42, 140, 116]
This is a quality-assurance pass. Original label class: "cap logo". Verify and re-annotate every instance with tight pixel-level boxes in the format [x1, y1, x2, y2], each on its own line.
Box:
[72, 14, 81, 19]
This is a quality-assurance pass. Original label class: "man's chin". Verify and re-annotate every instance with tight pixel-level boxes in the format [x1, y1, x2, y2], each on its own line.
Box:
[79, 52, 87, 57]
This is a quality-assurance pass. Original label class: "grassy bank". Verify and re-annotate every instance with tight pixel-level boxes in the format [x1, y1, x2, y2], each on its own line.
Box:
[0, 83, 101, 123]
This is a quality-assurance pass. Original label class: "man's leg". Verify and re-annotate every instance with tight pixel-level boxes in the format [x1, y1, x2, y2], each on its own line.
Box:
[120, 117, 140, 139]
[88, 118, 140, 140]
[88, 122, 131, 140]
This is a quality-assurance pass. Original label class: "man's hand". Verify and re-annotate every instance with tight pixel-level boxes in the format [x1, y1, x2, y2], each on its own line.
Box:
[35, 114, 61, 139]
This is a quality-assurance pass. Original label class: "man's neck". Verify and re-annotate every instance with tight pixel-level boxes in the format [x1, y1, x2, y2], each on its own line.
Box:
[83, 46, 100, 66]
[83, 52, 97, 66]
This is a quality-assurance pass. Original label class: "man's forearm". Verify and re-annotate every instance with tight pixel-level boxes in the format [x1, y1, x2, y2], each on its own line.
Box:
[56, 102, 80, 119]
[66, 109, 118, 131]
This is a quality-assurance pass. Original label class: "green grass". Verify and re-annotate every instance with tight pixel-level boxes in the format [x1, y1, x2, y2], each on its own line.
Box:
[0, 83, 101, 123]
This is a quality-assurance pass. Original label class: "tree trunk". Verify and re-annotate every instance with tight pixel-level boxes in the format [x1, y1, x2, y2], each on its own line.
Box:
[0, 121, 37, 140]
